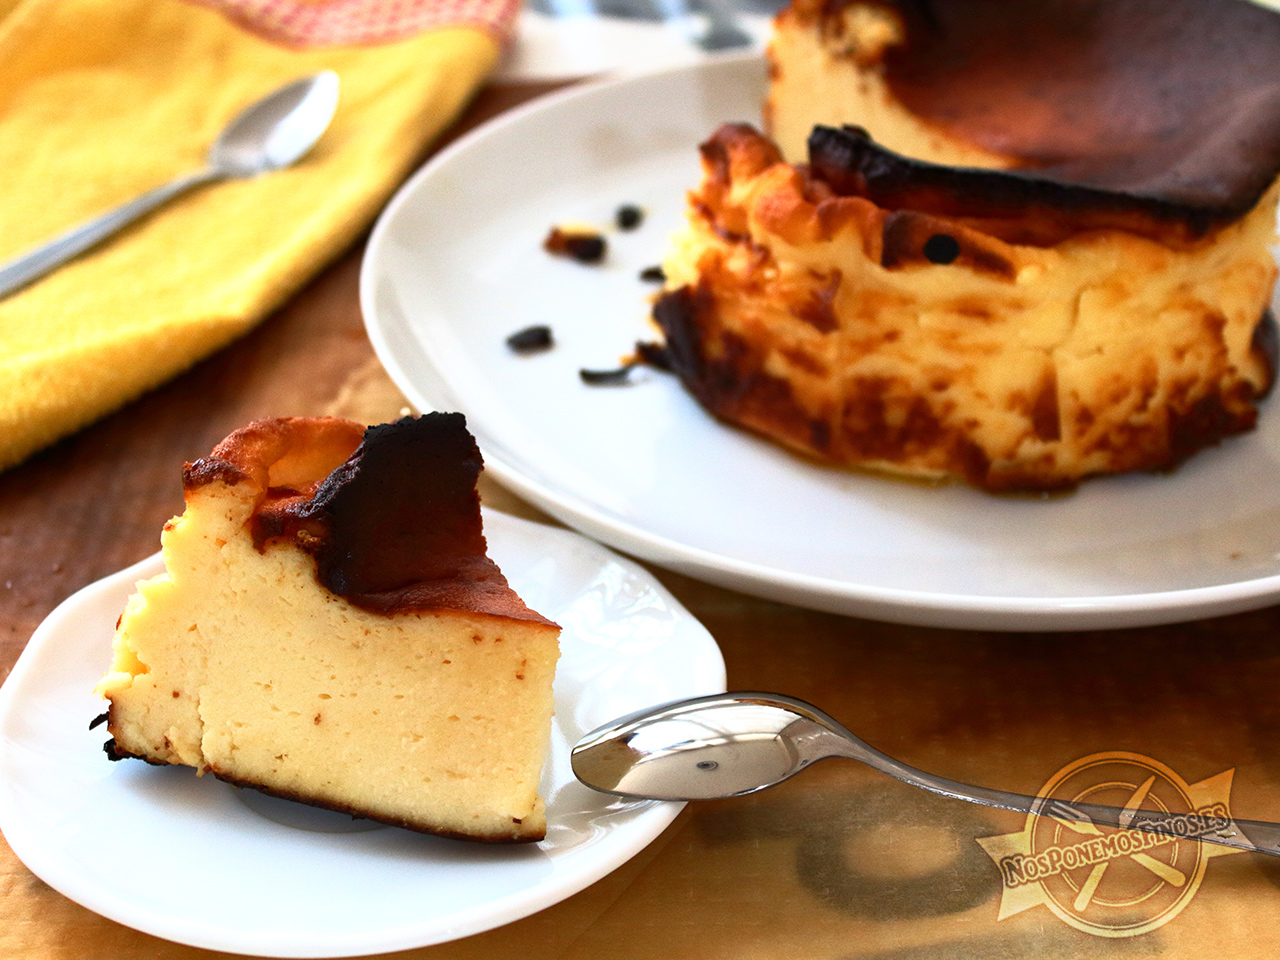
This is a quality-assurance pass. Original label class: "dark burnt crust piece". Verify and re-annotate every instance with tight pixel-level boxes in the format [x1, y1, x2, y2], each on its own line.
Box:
[182, 456, 252, 491]
[102, 729, 542, 842]
[185, 414, 555, 626]
[810, 0, 1280, 224]
[653, 280, 1279, 491]
[808, 125, 1269, 246]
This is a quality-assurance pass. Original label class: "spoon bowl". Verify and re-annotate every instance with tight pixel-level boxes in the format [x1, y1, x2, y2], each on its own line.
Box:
[210, 71, 340, 176]
[573, 692, 1280, 858]
[573, 695, 843, 800]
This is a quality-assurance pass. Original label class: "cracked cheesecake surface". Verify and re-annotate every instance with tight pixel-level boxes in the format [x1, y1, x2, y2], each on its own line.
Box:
[655, 124, 1278, 490]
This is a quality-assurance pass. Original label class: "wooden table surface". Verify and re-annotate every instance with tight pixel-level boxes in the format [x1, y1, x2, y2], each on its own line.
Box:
[6, 81, 1280, 960]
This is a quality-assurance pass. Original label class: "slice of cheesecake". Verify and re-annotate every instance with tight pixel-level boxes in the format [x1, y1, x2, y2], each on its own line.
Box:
[95, 414, 560, 842]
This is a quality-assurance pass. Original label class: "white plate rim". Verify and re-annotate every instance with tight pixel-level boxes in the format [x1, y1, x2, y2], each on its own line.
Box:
[0, 510, 726, 956]
[359, 53, 1280, 632]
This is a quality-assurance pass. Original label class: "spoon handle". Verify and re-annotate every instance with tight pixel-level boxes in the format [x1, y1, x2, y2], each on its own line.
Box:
[827, 732, 1279, 857]
[0, 167, 220, 300]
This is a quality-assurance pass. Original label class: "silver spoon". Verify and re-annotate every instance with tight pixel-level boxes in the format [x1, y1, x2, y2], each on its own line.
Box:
[0, 71, 340, 300]
[572, 692, 1279, 857]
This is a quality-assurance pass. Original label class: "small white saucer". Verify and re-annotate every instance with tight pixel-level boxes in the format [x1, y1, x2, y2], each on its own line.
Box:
[0, 509, 725, 957]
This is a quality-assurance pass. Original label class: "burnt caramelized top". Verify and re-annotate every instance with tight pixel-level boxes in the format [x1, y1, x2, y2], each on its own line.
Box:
[183, 414, 555, 625]
[807, 125, 1240, 246]
[809, 0, 1280, 232]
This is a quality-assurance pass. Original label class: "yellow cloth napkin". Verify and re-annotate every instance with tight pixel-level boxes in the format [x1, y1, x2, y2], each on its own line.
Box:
[0, 0, 502, 471]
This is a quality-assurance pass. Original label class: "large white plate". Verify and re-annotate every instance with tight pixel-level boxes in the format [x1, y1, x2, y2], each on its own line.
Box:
[0, 510, 725, 957]
[361, 53, 1280, 631]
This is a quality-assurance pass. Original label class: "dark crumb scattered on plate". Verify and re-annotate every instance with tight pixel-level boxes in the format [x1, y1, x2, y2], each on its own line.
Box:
[639, 265, 665, 283]
[89, 711, 109, 731]
[544, 226, 606, 264]
[616, 205, 644, 230]
[635, 340, 673, 371]
[506, 325, 554, 353]
[580, 364, 638, 385]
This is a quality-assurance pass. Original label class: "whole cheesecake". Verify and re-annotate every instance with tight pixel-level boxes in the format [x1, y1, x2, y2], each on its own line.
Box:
[95, 414, 560, 842]
[651, 0, 1280, 490]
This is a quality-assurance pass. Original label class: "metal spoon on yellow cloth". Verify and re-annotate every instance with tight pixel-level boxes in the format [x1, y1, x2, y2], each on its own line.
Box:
[572, 692, 1279, 857]
[0, 71, 339, 300]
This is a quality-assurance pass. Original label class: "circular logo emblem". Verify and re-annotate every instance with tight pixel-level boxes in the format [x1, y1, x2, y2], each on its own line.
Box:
[1029, 753, 1207, 936]
[978, 752, 1238, 938]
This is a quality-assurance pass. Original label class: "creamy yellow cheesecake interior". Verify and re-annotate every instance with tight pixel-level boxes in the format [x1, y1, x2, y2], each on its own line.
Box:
[650, 0, 1280, 490]
[96, 414, 560, 842]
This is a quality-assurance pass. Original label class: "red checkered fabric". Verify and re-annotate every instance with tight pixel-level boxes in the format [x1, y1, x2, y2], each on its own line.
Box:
[182, 0, 521, 47]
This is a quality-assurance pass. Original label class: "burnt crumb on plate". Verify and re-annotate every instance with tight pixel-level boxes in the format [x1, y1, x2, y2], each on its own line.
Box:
[635, 340, 673, 371]
[639, 265, 665, 283]
[89, 710, 109, 731]
[581, 341, 673, 385]
[580, 363, 638, 385]
[616, 205, 644, 230]
[544, 226, 606, 264]
[506, 325, 554, 354]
